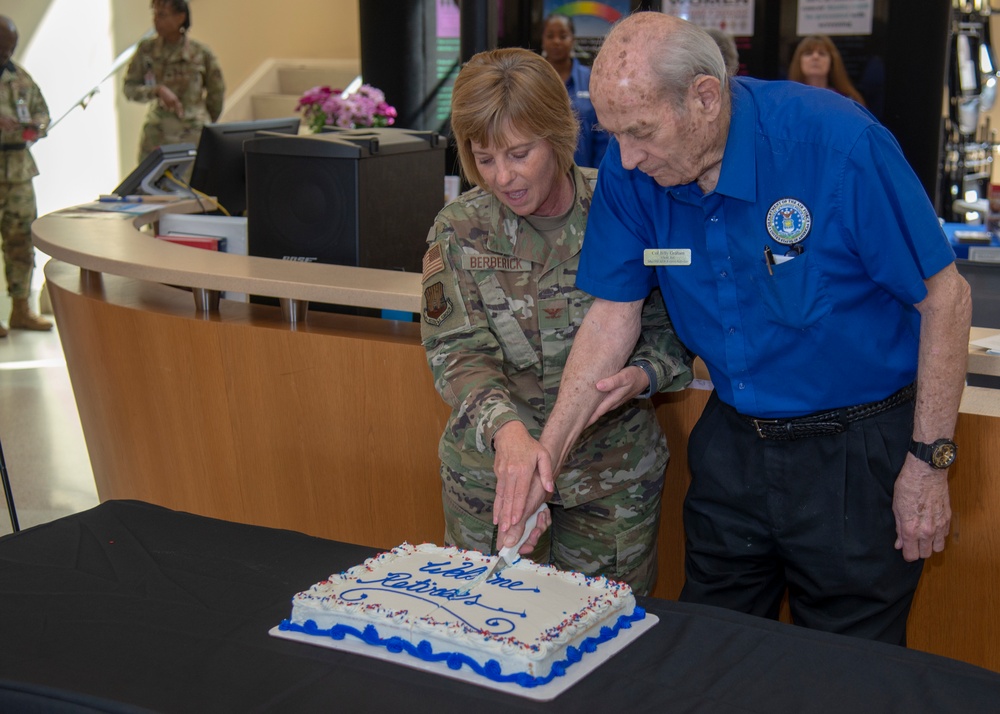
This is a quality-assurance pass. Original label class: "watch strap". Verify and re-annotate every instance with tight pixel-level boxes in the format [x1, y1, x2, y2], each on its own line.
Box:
[630, 359, 658, 399]
[908, 438, 957, 469]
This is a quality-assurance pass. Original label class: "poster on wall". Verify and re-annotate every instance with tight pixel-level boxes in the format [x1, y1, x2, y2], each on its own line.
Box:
[434, 0, 461, 128]
[661, 0, 755, 37]
[797, 0, 874, 36]
[543, 1, 630, 60]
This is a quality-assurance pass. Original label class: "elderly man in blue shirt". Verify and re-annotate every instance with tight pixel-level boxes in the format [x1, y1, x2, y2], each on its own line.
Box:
[494, 12, 971, 646]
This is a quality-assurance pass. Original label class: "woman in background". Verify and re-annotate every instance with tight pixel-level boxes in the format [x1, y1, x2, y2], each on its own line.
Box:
[788, 34, 865, 105]
[123, 0, 224, 162]
[419, 48, 692, 594]
[541, 14, 608, 168]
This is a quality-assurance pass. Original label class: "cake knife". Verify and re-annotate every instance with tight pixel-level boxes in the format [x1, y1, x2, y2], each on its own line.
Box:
[456, 503, 547, 596]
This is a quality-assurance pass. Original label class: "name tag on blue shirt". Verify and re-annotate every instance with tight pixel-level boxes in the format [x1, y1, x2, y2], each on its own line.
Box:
[644, 249, 691, 266]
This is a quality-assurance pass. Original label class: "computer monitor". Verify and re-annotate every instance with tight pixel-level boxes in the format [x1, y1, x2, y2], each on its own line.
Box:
[188, 116, 301, 216]
[956, 258, 1000, 388]
[112, 143, 197, 196]
[956, 258, 1000, 329]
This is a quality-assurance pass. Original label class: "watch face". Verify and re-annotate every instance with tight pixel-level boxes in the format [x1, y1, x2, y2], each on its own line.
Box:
[931, 441, 957, 468]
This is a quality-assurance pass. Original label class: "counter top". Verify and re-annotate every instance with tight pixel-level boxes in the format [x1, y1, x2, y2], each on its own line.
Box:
[32, 201, 423, 313]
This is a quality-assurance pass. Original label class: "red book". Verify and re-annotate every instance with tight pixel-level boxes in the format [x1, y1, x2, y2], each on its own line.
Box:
[155, 234, 223, 251]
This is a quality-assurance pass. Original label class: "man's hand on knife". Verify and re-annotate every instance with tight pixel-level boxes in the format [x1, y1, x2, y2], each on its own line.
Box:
[492, 420, 555, 536]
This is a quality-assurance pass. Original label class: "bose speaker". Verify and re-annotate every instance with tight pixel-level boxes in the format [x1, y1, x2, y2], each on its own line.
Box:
[245, 128, 445, 276]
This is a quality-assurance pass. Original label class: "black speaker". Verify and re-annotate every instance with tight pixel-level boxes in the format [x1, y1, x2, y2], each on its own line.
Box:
[245, 128, 445, 275]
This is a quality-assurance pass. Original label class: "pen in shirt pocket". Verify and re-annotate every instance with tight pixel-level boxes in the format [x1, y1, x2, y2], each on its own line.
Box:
[764, 245, 775, 275]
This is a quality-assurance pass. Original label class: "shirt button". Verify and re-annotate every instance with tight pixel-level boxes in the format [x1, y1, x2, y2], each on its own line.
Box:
[729, 327, 736, 335]
[738, 382, 746, 390]
[710, 216, 719, 223]
[720, 271, 727, 278]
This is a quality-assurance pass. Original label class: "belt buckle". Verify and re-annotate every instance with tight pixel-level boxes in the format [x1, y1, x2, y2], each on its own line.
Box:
[752, 418, 779, 439]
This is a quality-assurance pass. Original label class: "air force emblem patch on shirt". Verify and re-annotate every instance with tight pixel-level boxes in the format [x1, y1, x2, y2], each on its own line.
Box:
[766, 198, 811, 245]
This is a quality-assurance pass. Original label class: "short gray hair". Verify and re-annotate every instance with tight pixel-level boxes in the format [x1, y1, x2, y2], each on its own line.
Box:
[650, 21, 728, 108]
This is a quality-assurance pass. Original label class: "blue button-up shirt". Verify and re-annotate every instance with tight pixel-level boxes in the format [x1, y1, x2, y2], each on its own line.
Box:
[567, 58, 608, 169]
[579, 77, 955, 417]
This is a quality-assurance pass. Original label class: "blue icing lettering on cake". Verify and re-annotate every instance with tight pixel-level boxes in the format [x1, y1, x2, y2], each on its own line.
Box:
[277, 542, 644, 687]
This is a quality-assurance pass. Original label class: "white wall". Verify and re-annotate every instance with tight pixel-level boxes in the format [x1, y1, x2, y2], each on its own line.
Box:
[21, 0, 123, 216]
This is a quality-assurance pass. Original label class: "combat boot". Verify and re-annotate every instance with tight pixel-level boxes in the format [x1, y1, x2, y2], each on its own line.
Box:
[0, 320, 7, 338]
[9, 298, 52, 331]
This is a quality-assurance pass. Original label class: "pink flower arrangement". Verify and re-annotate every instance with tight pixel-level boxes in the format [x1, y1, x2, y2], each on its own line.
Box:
[296, 84, 398, 132]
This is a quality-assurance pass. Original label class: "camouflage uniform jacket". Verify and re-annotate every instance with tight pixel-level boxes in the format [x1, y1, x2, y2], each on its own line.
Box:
[421, 166, 693, 508]
[123, 35, 224, 139]
[0, 61, 48, 183]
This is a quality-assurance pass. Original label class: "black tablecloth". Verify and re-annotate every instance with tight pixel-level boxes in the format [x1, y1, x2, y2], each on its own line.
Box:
[2, 500, 999, 713]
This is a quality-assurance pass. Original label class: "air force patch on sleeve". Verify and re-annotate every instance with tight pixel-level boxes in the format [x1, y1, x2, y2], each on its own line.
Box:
[422, 281, 454, 326]
[766, 198, 811, 245]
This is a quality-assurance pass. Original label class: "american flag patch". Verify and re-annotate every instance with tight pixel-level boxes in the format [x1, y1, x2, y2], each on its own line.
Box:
[423, 244, 444, 281]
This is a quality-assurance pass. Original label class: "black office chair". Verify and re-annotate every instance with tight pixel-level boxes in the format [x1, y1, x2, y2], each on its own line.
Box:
[0, 436, 18, 533]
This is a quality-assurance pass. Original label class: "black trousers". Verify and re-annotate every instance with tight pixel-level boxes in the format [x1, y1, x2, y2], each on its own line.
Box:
[679, 391, 924, 646]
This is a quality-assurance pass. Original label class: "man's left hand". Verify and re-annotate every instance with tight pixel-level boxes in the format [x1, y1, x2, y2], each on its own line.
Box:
[588, 364, 651, 426]
[892, 456, 952, 561]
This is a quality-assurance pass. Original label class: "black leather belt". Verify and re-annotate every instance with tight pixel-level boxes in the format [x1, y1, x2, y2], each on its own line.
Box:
[739, 383, 916, 440]
[0, 143, 26, 151]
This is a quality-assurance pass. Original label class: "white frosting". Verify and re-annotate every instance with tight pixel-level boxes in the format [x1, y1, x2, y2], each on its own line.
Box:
[287, 542, 637, 679]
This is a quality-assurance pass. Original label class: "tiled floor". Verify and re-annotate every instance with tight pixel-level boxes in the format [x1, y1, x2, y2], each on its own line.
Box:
[0, 286, 98, 537]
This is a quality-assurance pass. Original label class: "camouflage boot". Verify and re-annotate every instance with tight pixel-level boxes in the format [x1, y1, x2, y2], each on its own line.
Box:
[9, 298, 52, 331]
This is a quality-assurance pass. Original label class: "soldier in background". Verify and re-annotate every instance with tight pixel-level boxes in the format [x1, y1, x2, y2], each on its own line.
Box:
[419, 48, 692, 595]
[123, 0, 224, 164]
[0, 15, 52, 335]
[541, 13, 609, 169]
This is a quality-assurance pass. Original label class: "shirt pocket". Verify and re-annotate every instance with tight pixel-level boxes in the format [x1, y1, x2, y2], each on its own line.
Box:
[477, 274, 540, 370]
[753, 251, 832, 329]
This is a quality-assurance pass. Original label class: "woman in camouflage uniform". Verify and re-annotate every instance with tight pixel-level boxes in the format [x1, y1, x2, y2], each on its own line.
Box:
[420, 48, 693, 594]
[123, 0, 224, 162]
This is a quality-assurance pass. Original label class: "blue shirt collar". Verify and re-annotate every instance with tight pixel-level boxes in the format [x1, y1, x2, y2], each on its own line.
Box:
[714, 78, 756, 203]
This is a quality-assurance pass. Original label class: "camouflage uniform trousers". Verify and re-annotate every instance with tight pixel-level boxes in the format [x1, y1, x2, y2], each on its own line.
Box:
[0, 179, 37, 299]
[139, 114, 205, 162]
[137, 116, 200, 185]
[441, 463, 663, 596]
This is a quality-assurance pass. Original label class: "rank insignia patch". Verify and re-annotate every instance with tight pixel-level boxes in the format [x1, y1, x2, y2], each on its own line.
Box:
[766, 198, 811, 245]
[538, 298, 570, 329]
[423, 281, 454, 326]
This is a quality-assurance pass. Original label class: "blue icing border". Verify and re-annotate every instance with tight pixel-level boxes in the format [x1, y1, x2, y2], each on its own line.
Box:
[278, 606, 646, 689]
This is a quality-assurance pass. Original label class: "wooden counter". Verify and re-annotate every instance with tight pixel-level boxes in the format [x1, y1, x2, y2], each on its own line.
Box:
[42, 260, 448, 548]
[34, 203, 1000, 673]
[34, 203, 423, 315]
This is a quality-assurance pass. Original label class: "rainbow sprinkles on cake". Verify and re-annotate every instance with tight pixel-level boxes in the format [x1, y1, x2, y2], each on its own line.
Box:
[277, 542, 646, 688]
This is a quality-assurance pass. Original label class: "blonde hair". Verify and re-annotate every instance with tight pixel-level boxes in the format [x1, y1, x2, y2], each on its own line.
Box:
[788, 35, 865, 105]
[451, 48, 578, 190]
